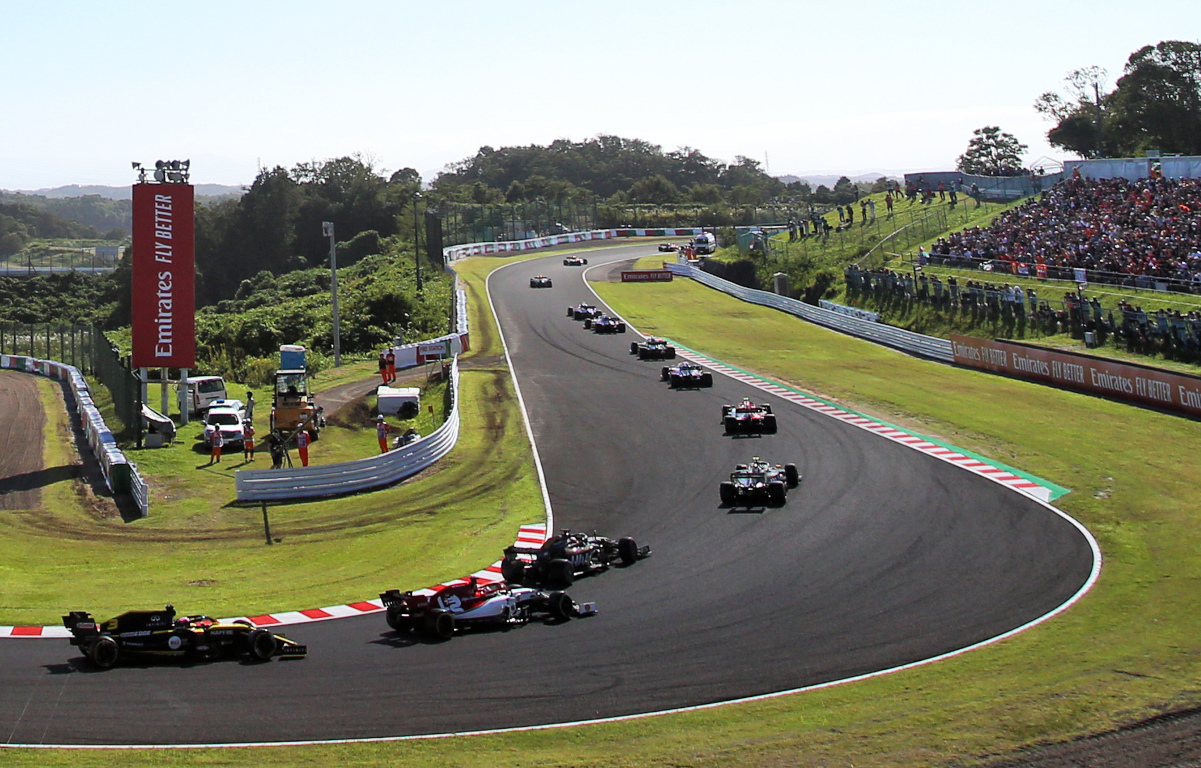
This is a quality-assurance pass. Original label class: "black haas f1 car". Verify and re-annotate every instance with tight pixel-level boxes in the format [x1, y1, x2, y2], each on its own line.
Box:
[722, 397, 777, 434]
[529, 275, 553, 288]
[584, 314, 626, 333]
[720, 457, 801, 506]
[562, 255, 588, 266]
[630, 337, 676, 360]
[567, 303, 602, 321]
[661, 361, 713, 388]
[501, 529, 651, 588]
[379, 577, 594, 640]
[62, 605, 306, 669]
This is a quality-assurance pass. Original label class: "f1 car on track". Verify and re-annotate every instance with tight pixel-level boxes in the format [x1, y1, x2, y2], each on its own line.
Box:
[630, 337, 676, 360]
[529, 275, 553, 288]
[379, 578, 594, 640]
[501, 529, 651, 588]
[584, 314, 626, 333]
[661, 361, 714, 388]
[62, 605, 307, 669]
[722, 397, 778, 434]
[562, 255, 588, 266]
[719, 457, 800, 506]
[657, 243, 679, 252]
[567, 303, 603, 321]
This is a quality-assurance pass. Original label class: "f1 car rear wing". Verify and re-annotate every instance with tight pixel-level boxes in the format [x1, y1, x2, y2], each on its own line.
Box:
[62, 611, 99, 644]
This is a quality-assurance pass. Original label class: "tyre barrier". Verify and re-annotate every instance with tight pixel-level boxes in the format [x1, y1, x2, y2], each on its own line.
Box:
[0, 354, 148, 517]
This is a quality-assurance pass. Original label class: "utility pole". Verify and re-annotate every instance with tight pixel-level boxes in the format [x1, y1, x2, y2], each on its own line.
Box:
[322, 222, 341, 367]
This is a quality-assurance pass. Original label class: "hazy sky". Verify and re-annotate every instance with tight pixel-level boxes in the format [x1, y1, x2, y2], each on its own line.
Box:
[2, 1, 1197, 190]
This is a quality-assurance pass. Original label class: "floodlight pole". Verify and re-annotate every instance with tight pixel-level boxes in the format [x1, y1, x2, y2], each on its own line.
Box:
[323, 222, 341, 367]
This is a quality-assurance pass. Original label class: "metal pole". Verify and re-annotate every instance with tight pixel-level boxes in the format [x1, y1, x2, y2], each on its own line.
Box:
[323, 222, 341, 367]
[413, 192, 423, 292]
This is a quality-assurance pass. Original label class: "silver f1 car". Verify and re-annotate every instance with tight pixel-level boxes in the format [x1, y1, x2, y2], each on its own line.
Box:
[529, 275, 553, 288]
[380, 578, 593, 640]
[719, 457, 801, 506]
[562, 255, 588, 266]
[568, 303, 602, 320]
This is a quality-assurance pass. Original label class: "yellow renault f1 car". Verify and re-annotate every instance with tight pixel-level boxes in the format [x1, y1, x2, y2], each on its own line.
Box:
[63, 605, 307, 669]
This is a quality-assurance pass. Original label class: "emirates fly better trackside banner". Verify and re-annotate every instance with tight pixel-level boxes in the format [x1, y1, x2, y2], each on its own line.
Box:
[951, 334, 1201, 418]
[131, 183, 195, 368]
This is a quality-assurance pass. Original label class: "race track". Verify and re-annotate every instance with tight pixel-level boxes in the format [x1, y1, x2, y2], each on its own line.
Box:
[0, 244, 1097, 746]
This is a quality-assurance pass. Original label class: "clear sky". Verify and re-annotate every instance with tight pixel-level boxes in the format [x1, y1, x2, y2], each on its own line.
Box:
[1, 0, 1198, 190]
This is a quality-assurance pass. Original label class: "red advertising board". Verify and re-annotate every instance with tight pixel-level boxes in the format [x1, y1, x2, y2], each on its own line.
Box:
[620, 270, 673, 283]
[131, 183, 195, 368]
[951, 334, 1201, 418]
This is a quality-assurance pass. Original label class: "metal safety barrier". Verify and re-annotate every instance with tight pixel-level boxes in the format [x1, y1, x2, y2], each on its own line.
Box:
[234, 357, 461, 502]
[667, 262, 954, 363]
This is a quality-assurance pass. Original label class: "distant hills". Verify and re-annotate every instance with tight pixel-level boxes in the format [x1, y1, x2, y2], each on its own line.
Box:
[4, 184, 245, 201]
[776, 173, 900, 188]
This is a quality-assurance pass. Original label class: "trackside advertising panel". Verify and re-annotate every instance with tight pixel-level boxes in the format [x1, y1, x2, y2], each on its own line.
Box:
[131, 183, 195, 368]
[620, 270, 673, 282]
[951, 334, 1201, 418]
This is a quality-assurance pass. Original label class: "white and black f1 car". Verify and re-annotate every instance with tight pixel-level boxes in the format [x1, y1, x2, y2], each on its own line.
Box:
[379, 578, 593, 640]
[562, 255, 588, 266]
[529, 275, 553, 288]
[62, 605, 306, 669]
[630, 337, 676, 360]
[501, 529, 651, 588]
[661, 361, 713, 388]
[584, 314, 626, 333]
[720, 457, 800, 506]
[567, 303, 602, 320]
[722, 397, 778, 434]
[657, 242, 679, 252]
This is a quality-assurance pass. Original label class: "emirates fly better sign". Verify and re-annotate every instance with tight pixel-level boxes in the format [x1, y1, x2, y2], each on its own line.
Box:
[131, 183, 195, 367]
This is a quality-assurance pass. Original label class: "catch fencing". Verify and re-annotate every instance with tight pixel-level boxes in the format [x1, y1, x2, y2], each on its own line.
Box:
[0, 323, 96, 374]
[666, 261, 954, 362]
[235, 357, 461, 502]
[443, 228, 702, 262]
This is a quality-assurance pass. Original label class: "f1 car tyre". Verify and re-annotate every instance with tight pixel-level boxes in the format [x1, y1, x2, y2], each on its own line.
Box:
[582, 258, 588, 264]
[768, 482, 787, 506]
[385, 604, 410, 632]
[785, 463, 800, 487]
[583, 319, 592, 329]
[548, 558, 574, 588]
[248, 629, 278, 660]
[567, 308, 574, 317]
[764, 415, 778, 433]
[666, 347, 675, 358]
[719, 481, 737, 505]
[617, 323, 626, 333]
[669, 374, 680, 388]
[661, 366, 670, 381]
[701, 373, 713, 387]
[425, 610, 455, 640]
[88, 635, 120, 670]
[724, 416, 738, 433]
[617, 537, 639, 565]
[631, 343, 640, 355]
[500, 558, 526, 584]
[547, 591, 574, 621]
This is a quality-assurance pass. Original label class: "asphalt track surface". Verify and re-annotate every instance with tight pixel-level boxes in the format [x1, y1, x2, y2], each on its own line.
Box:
[0, 244, 1096, 746]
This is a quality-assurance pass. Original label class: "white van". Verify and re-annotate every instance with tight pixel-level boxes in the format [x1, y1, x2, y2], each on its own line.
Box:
[179, 375, 228, 416]
[691, 232, 717, 255]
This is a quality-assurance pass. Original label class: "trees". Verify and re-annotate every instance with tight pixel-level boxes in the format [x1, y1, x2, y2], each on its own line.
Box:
[1038, 41, 1201, 158]
[956, 126, 1028, 176]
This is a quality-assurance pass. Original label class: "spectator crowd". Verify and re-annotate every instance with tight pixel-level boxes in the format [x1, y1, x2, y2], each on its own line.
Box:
[923, 174, 1201, 290]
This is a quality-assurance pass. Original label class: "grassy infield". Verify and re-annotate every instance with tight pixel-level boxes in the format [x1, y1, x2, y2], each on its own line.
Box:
[6, 244, 1201, 766]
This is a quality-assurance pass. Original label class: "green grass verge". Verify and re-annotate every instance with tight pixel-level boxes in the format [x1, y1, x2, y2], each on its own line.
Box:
[10, 241, 1199, 766]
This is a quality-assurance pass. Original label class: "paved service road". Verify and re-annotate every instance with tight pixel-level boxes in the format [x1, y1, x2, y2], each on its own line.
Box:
[0, 244, 1096, 746]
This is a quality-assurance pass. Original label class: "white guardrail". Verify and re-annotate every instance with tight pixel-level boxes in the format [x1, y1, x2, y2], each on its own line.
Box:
[667, 262, 955, 362]
[0, 354, 149, 517]
[235, 357, 461, 502]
